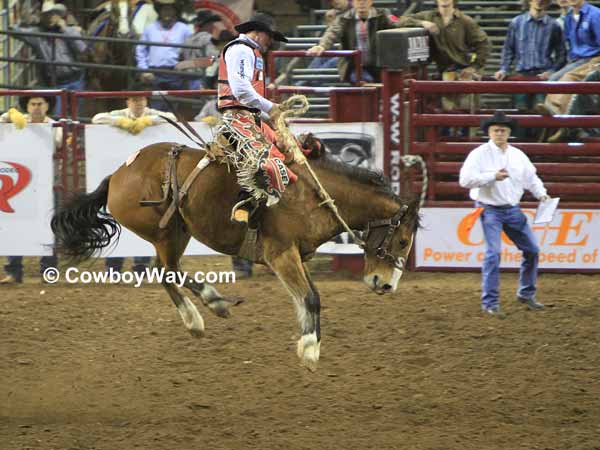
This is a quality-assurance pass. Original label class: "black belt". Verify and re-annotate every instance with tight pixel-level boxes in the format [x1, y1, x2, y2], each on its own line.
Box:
[482, 203, 515, 209]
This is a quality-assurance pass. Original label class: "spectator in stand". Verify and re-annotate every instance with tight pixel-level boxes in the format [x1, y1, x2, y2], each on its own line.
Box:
[11, 1, 87, 115]
[537, 0, 600, 117]
[397, 0, 490, 111]
[91, 89, 176, 274]
[548, 68, 600, 141]
[135, 0, 192, 109]
[494, 0, 566, 113]
[0, 95, 61, 284]
[306, 0, 400, 83]
[300, 0, 351, 84]
[180, 10, 224, 90]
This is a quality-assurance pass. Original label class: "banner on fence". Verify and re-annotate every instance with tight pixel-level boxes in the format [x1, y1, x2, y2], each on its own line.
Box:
[85, 122, 383, 257]
[416, 208, 600, 269]
[85, 123, 216, 257]
[0, 124, 54, 255]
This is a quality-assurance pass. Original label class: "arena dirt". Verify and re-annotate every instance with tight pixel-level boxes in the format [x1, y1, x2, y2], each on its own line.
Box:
[1, 256, 599, 450]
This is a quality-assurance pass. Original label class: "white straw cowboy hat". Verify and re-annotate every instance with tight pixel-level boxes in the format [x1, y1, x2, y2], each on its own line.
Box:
[41, 1, 67, 15]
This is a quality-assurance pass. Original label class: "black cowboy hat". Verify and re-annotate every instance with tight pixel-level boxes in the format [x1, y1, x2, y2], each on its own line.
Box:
[193, 10, 222, 27]
[154, 0, 181, 13]
[480, 110, 517, 133]
[234, 13, 288, 42]
[18, 95, 56, 112]
[212, 29, 235, 46]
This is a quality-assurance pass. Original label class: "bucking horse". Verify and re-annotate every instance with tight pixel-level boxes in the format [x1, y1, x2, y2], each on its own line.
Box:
[51, 101, 421, 370]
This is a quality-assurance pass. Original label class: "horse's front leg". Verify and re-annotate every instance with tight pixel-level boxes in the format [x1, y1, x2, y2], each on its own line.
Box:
[267, 246, 321, 371]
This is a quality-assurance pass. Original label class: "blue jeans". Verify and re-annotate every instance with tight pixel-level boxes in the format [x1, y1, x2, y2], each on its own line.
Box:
[4, 256, 58, 282]
[480, 205, 540, 309]
[105, 257, 152, 273]
[55, 76, 85, 116]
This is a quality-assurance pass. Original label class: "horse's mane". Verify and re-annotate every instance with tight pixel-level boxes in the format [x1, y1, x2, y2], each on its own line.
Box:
[310, 154, 422, 230]
[311, 154, 399, 201]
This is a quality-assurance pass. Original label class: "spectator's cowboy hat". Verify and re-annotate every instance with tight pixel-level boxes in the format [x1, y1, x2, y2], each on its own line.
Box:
[480, 111, 517, 133]
[41, 1, 67, 15]
[193, 10, 222, 27]
[212, 29, 235, 47]
[18, 95, 56, 112]
[154, 0, 181, 13]
[127, 81, 151, 97]
[234, 13, 288, 42]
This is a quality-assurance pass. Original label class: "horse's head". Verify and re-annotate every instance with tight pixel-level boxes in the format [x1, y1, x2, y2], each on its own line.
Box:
[362, 198, 420, 294]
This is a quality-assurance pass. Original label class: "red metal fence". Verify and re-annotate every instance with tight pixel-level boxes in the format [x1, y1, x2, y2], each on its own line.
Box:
[406, 80, 600, 209]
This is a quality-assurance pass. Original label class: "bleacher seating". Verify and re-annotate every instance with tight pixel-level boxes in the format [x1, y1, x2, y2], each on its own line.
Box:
[281, 0, 600, 117]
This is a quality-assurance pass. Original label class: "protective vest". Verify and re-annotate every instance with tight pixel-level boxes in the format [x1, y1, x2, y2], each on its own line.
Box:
[217, 38, 265, 111]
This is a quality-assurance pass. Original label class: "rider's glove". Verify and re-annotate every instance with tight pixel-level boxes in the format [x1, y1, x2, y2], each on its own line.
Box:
[269, 103, 282, 124]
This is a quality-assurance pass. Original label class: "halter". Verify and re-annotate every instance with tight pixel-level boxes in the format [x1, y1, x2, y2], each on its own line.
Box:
[361, 204, 410, 270]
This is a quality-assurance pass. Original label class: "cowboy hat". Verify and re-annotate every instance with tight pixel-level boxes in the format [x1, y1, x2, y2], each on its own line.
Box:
[153, 0, 180, 12]
[18, 95, 56, 112]
[234, 13, 288, 42]
[193, 10, 222, 27]
[480, 110, 517, 133]
[41, 1, 67, 15]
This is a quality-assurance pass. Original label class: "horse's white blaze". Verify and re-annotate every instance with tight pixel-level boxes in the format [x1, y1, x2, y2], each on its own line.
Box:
[389, 266, 403, 291]
[297, 332, 319, 362]
[177, 296, 204, 334]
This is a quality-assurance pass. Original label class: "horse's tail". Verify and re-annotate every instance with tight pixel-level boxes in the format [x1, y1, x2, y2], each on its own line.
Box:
[51, 176, 120, 262]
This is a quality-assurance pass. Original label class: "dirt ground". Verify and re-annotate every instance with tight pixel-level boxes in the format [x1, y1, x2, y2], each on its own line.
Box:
[1, 256, 599, 450]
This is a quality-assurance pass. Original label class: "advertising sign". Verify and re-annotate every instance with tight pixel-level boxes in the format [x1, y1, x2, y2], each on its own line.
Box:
[416, 208, 600, 269]
[0, 124, 54, 255]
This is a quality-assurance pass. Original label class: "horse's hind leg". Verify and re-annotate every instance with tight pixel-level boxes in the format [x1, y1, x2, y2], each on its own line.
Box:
[266, 246, 321, 371]
[154, 237, 205, 337]
[184, 277, 243, 318]
[155, 226, 240, 319]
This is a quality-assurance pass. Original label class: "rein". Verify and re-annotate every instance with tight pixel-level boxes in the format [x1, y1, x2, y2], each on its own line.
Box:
[277, 95, 366, 248]
[362, 204, 409, 270]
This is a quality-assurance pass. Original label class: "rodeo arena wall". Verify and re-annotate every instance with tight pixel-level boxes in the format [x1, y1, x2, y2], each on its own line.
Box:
[1, 14, 600, 273]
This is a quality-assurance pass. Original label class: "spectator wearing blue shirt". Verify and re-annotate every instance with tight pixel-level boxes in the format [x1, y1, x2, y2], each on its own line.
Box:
[495, 0, 566, 113]
[135, 0, 192, 109]
[538, 0, 600, 117]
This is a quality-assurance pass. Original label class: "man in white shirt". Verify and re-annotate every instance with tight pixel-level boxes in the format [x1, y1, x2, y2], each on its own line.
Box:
[216, 14, 295, 225]
[459, 111, 550, 317]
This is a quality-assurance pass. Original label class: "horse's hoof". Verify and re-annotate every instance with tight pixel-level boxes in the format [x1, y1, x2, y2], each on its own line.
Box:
[297, 333, 320, 370]
[223, 296, 245, 307]
[301, 359, 318, 372]
[208, 300, 232, 318]
[188, 328, 205, 338]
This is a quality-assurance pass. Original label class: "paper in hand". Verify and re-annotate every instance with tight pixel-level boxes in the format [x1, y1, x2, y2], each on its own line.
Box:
[534, 197, 560, 224]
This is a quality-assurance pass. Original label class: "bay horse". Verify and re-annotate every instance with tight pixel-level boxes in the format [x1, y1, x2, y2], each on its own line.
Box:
[51, 143, 420, 370]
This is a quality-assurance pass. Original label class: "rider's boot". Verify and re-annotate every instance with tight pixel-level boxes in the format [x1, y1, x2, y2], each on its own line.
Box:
[231, 190, 253, 225]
